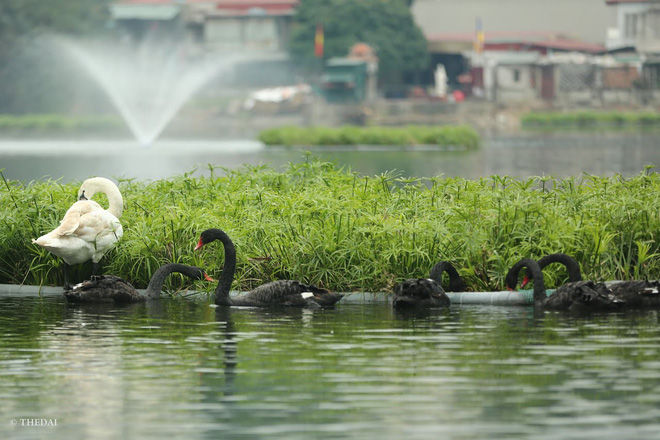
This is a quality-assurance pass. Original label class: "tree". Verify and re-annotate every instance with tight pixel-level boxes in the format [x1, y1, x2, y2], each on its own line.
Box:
[0, 0, 111, 113]
[289, 0, 429, 84]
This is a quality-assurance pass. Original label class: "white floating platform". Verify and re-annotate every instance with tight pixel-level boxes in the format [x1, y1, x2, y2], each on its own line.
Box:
[0, 284, 553, 306]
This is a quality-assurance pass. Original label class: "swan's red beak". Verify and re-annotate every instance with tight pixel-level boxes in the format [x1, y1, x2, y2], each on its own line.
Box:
[203, 273, 215, 282]
[521, 275, 530, 288]
[194, 238, 204, 251]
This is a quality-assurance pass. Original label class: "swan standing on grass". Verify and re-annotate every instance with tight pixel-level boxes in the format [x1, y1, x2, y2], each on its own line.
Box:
[64, 263, 213, 304]
[392, 261, 465, 309]
[194, 228, 343, 308]
[32, 177, 123, 288]
[523, 253, 660, 310]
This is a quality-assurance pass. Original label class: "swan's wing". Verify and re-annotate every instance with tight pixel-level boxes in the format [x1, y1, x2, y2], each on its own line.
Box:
[75, 209, 123, 244]
[55, 200, 104, 236]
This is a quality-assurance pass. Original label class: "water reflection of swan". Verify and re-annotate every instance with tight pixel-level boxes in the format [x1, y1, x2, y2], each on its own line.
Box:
[194, 228, 343, 308]
[215, 307, 237, 396]
[32, 177, 123, 288]
[64, 264, 211, 303]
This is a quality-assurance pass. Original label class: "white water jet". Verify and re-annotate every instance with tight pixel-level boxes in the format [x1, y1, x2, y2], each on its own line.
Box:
[53, 36, 242, 146]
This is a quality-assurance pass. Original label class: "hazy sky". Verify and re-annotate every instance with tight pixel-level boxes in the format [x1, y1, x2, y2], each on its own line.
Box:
[412, 0, 612, 44]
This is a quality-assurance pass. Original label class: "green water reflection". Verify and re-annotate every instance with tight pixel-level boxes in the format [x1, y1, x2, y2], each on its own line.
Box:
[1, 297, 659, 439]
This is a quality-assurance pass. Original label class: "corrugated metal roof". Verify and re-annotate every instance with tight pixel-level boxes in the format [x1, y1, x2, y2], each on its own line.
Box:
[111, 3, 181, 20]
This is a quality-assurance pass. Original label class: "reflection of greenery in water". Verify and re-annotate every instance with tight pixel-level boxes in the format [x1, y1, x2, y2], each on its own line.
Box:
[2, 161, 658, 291]
[1, 297, 660, 439]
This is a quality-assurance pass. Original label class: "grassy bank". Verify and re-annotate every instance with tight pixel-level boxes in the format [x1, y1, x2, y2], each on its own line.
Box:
[521, 111, 660, 130]
[1, 163, 658, 293]
[258, 125, 480, 149]
[0, 114, 123, 135]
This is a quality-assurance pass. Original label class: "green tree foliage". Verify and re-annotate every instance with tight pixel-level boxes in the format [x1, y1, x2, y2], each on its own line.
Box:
[289, 0, 428, 82]
[0, 0, 111, 113]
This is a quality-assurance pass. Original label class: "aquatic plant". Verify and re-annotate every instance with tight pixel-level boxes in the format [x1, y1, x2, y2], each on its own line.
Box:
[0, 163, 658, 293]
[258, 125, 480, 149]
[521, 111, 660, 130]
[0, 114, 123, 135]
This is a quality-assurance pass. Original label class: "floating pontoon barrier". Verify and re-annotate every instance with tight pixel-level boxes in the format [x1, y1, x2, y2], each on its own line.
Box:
[0, 284, 555, 306]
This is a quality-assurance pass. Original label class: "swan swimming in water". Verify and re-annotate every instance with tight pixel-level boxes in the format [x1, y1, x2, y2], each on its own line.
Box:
[392, 261, 464, 309]
[194, 228, 343, 308]
[524, 253, 660, 310]
[32, 177, 123, 288]
[64, 263, 212, 304]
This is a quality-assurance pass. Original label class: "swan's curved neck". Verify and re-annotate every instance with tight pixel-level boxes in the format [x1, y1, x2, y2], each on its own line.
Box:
[537, 253, 582, 282]
[506, 258, 546, 304]
[145, 263, 203, 299]
[429, 261, 465, 291]
[80, 177, 123, 218]
[207, 229, 237, 306]
[105, 185, 123, 219]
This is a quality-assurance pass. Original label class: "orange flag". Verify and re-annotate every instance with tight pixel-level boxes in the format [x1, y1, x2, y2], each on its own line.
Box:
[314, 24, 324, 58]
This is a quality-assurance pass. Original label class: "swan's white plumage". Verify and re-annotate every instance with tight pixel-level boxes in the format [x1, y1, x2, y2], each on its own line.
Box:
[32, 177, 123, 265]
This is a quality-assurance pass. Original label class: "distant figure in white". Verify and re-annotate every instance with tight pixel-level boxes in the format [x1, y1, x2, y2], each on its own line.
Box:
[434, 64, 447, 99]
[32, 177, 123, 289]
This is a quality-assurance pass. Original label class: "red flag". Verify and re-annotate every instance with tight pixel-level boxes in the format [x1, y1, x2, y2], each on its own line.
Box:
[314, 24, 324, 58]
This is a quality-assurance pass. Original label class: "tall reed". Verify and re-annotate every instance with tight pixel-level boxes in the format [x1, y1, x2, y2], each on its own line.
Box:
[1, 163, 658, 292]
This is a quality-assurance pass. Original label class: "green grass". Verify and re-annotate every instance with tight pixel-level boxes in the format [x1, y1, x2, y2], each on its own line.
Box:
[0, 114, 123, 135]
[1, 163, 658, 293]
[521, 111, 660, 130]
[258, 125, 481, 149]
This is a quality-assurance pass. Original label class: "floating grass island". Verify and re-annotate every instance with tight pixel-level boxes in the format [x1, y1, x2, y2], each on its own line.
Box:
[521, 111, 660, 130]
[258, 125, 481, 149]
[0, 114, 123, 135]
[1, 163, 658, 293]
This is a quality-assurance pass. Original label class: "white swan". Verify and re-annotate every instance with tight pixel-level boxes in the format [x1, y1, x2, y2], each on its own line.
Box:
[32, 177, 124, 287]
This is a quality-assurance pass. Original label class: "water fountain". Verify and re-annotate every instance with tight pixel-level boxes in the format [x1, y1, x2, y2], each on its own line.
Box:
[53, 36, 241, 146]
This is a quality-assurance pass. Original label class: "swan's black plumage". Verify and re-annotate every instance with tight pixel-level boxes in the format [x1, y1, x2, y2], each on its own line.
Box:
[392, 260, 462, 309]
[534, 253, 660, 310]
[543, 280, 624, 311]
[64, 263, 208, 304]
[392, 278, 450, 309]
[196, 228, 343, 308]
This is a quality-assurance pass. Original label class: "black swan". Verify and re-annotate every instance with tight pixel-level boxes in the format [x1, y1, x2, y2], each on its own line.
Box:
[64, 263, 211, 304]
[506, 257, 626, 311]
[527, 253, 660, 310]
[429, 261, 468, 292]
[392, 278, 450, 309]
[194, 228, 343, 308]
[392, 260, 464, 309]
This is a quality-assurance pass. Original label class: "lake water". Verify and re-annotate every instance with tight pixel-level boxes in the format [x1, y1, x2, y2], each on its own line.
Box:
[2, 296, 660, 439]
[0, 132, 658, 181]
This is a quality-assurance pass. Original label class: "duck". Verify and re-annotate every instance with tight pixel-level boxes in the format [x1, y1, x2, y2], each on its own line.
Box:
[64, 263, 212, 304]
[392, 260, 462, 309]
[526, 253, 660, 310]
[194, 228, 343, 308]
[32, 177, 124, 288]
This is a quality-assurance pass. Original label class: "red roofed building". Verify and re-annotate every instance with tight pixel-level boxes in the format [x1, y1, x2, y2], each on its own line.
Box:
[112, 0, 299, 52]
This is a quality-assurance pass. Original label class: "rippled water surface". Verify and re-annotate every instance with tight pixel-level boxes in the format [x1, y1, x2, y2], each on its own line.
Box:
[1, 132, 658, 181]
[1, 296, 660, 439]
